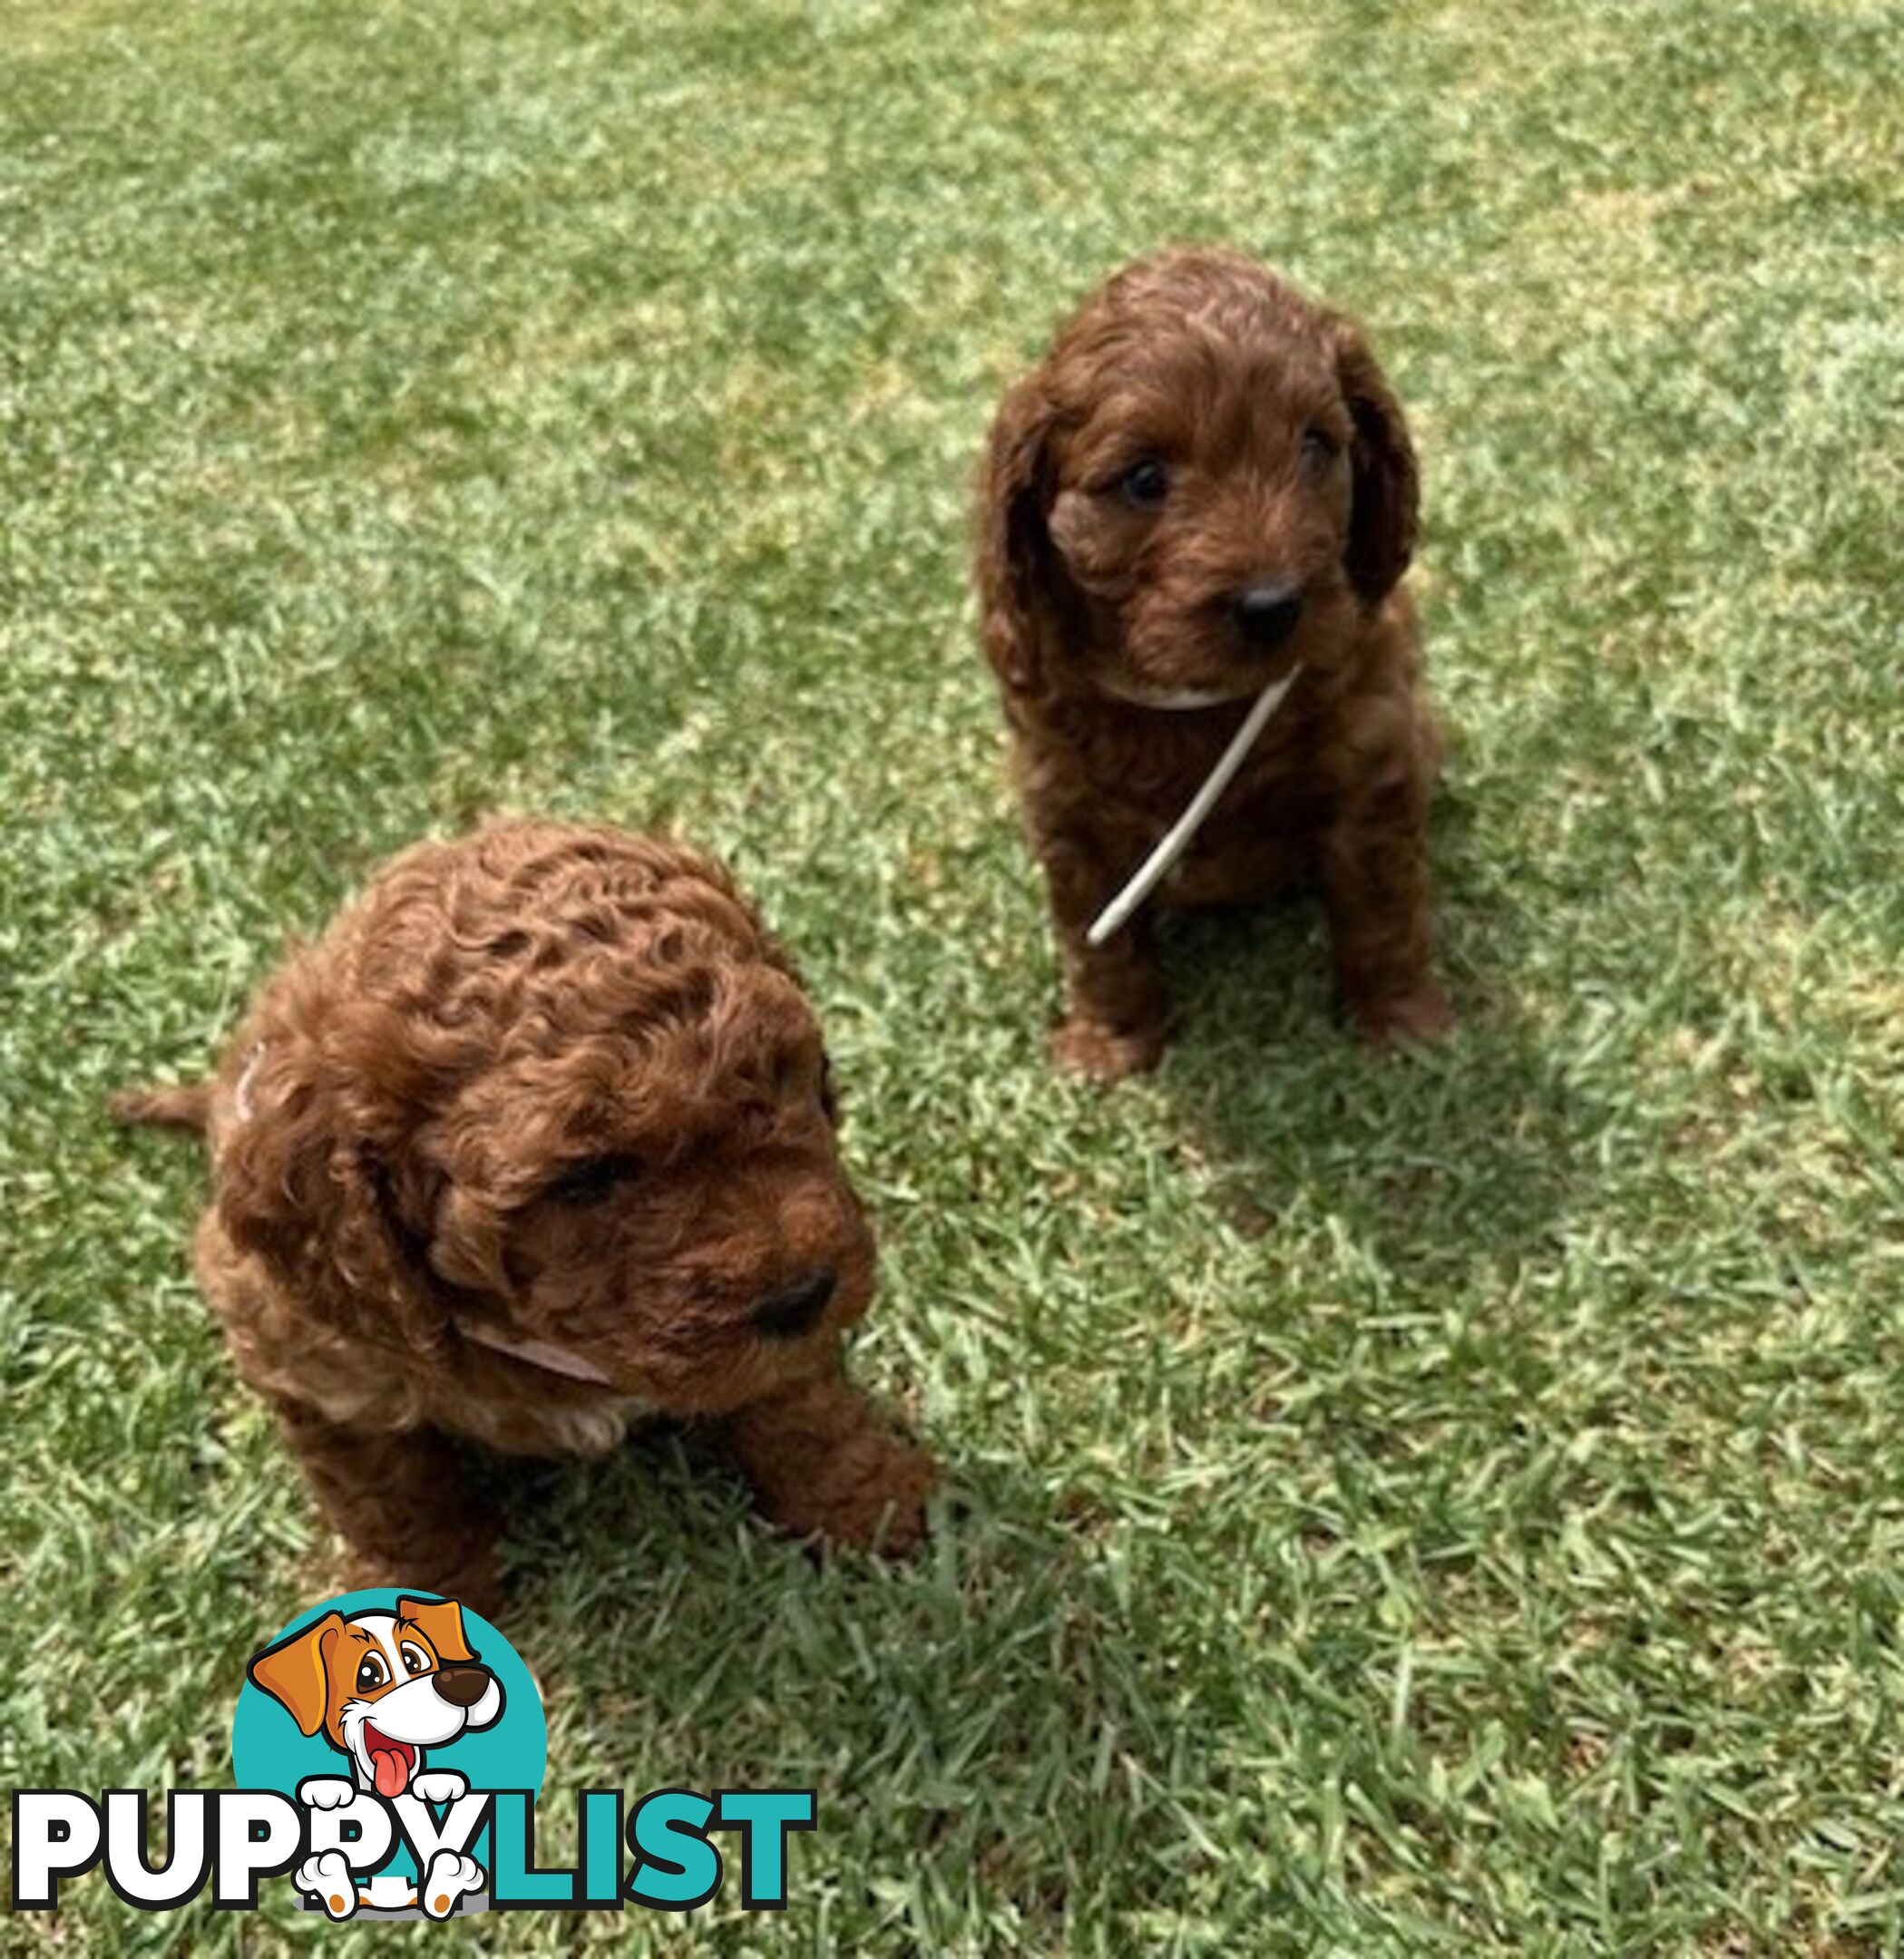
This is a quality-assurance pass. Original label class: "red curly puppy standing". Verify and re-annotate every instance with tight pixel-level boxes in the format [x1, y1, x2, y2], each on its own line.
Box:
[975, 248, 1452, 1080]
[116, 820, 934, 1608]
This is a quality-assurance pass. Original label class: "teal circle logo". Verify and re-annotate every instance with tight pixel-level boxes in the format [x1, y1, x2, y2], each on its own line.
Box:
[230, 1589, 544, 1919]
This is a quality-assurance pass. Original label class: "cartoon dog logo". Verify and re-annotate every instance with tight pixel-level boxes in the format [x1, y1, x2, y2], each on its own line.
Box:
[247, 1594, 503, 1919]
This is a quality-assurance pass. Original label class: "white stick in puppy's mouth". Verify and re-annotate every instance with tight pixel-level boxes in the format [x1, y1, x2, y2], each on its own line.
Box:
[1086, 665, 1303, 948]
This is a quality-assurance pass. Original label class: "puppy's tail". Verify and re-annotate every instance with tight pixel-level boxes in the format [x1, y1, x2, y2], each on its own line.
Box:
[110, 1081, 213, 1133]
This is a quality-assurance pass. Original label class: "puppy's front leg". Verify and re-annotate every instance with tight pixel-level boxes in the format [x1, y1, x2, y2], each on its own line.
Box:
[727, 1366, 935, 1556]
[269, 1398, 503, 1610]
[1038, 823, 1168, 1082]
[1317, 774, 1451, 1046]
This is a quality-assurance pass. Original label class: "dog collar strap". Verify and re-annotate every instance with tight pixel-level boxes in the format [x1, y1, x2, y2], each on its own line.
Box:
[233, 1043, 265, 1123]
[1087, 664, 1303, 947]
[457, 1318, 613, 1386]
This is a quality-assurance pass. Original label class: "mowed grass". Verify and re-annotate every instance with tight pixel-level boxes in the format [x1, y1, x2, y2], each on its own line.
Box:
[4, 0, 1901, 1951]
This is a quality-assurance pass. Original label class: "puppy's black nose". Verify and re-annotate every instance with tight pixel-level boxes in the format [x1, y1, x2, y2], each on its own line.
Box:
[1232, 580, 1304, 648]
[434, 1666, 492, 1708]
[752, 1268, 837, 1340]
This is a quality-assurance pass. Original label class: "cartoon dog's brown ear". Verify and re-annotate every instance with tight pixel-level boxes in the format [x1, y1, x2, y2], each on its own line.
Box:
[1330, 317, 1420, 604]
[248, 1610, 346, 1737]
[398, 1595, 476, 1665]
[975, 375, 1064, 692]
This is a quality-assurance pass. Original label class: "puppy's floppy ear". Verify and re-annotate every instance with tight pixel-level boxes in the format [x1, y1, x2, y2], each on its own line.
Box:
[1331, 317, 1420, 603]
[397, 1594, 476, 1663]
[248, 1610, 345, 1737]
[216, 996, 454, 1358]
[975, 375, 1062, 691]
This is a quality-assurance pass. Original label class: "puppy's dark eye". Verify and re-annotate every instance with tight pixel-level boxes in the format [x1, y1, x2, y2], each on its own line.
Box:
[546, 1154, 641, 1207]
[1302, 426, 1341, 473]
[1117, 458, 1169, 510]
[751, 1269, 838, 1341]
[356, 1653, 389, 1693]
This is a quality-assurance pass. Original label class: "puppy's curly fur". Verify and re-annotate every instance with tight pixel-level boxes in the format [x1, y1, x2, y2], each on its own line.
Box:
[116, 820, 934, 1608]
[976, 248, 1452, 1079]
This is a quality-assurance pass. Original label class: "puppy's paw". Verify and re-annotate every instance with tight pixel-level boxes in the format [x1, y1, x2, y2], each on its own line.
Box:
[431, 1537, 505, 1619]
[296, 1776, 358, 1812]
[1051, 1016, 1164, 1083]
[410, 1770, 468, 1804]
[347, 1534, 503, 1622]
[804, 1431, 939, 1557]
[1352, 981, 1455, 1048]
[421, 1849, 484, 1919]
[295, 1850, 358, 1920]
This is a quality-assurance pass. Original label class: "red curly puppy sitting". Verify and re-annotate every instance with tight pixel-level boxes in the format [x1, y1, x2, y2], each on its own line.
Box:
[975, 247, 1452, 1081]
[117, 820, 934, 1609]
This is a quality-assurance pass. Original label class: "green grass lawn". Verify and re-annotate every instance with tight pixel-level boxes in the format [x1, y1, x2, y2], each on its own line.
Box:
[5, 0, 1901, 1950]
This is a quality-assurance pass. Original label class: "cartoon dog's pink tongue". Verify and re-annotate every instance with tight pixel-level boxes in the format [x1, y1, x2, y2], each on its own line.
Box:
[362, 1725, 414, 1798]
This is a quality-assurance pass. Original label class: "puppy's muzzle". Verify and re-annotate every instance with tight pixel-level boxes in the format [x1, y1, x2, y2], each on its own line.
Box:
[1231, 579, 1304, 650]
